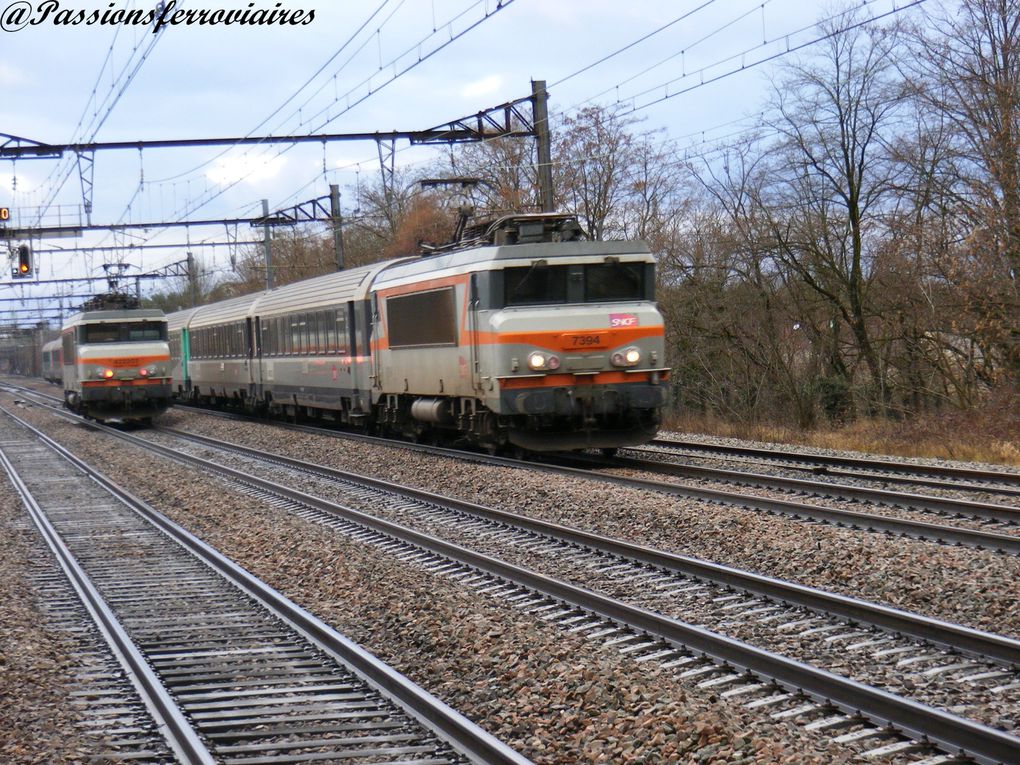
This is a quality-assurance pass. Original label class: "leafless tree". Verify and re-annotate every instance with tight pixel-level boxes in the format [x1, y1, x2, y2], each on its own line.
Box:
[755, 12, 907, 413]
[906, 0, 1020, 374]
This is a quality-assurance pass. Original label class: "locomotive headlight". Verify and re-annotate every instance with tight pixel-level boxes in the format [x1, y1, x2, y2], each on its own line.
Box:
[101, 368, 115, 379]
[611, 347, 642, 368]
[526, 352, 560, 372]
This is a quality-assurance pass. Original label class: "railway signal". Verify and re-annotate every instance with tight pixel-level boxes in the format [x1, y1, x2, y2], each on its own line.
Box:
[14, 244, 32, 277]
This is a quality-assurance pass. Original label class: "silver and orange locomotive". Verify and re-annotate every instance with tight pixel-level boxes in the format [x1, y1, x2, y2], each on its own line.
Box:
[59, 295, 172, 423]
[168, 214, 669, 452]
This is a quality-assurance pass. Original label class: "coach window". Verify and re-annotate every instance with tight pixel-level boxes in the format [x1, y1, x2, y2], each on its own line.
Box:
[307, 313, 319, 354]
[314, 310, 327, 353]
[297, 314, 306, 354]
[301, 314, 311, 354]
[387, 287, 457, 348]
[309, 311, 320, 353]
[286, 315, 297, 355]
[295, 314, 305, 354]
[260, 320, 271, 356]
[317, 310, 331, 353]
[320, 310, 332, 354]
[335, 309, 345, 353]
[340, 308, 349, 354]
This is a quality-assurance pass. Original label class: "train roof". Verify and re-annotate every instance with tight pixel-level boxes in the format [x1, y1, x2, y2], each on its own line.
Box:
[166, 306, 202, 332]
[373, 240, 654, 289]
[186, 293, 262, 329]
[255, 259, 408, 317]
[168, 259, 414, 328]
[63, 308, 167, 329]
[164, 220, 654, 328]
[42, 338, 61, 352]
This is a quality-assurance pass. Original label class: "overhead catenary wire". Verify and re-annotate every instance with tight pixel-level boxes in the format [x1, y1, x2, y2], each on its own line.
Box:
[5, 0, 928, 327]
[36, 0, 520, 310]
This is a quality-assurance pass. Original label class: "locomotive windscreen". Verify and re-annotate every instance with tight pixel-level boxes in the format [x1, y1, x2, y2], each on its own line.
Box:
[81, 322, 167, 343]
[504, 264, 568, 305]
[504, 261, 648, 306]
[584, 262, 645, 302]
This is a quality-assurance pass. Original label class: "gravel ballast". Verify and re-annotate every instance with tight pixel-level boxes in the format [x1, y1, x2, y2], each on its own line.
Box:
[0, 464, 96, 763]
[0, 395, 900, 764]
[156, 408, 1020, 640]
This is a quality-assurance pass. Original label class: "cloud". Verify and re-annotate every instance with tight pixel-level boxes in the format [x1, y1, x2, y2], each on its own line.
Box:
[0, 63, 26, 87]
[461, 75, 502, 100]
[206, 154, 287, 187]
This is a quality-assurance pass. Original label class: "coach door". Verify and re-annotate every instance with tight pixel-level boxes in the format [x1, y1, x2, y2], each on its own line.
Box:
[468, 273, 482, 392]
[246, 317, 260, 399]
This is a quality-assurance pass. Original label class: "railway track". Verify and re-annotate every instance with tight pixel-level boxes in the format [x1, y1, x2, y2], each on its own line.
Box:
[0, 404, 531, 765]
[7, 383, 1020, 553]
[646, 438, 1020, 499]
[190, 405, 1020, 554]
[559, 449, 1020, 531]
[15, 398, 1019, 764]
[10, 381, 1020, 554]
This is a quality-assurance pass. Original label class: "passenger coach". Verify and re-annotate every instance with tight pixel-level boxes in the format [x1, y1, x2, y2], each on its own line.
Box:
[169, 214, 670, 452]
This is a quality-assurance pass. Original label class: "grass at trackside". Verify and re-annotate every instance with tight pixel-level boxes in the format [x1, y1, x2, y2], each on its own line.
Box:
[665, 390, 1020, 469]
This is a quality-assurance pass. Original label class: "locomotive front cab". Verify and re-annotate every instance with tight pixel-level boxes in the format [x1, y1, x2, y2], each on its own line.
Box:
[65, 310, 173, 421]
[476, 242, 670, 451]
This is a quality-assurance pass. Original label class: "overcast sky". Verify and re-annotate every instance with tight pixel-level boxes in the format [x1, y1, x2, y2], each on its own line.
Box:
[0, 0, 929, 323]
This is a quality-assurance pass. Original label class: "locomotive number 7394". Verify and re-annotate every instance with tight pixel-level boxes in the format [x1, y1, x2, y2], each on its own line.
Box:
[563, 333, 605, 349]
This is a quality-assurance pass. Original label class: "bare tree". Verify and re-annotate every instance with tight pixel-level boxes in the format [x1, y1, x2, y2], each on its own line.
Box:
[554, 106, 642, 240]
[756, 12, 906, 413]
[907, 0, 1020, 374]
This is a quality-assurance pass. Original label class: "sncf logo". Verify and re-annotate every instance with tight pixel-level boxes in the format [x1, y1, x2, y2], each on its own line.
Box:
[609, 313, 638, 328]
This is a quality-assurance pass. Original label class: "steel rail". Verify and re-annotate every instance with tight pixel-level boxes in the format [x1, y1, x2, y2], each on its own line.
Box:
[158, 402, 1020, 553]
[62, 418, 1020, 765]
[570, 450, 1020, 525]
[650, 438, 1020, 494]
[160, 426, 1020, 666]
[9, 387, 1020, 554]
[2, 407, 533, 765]
[0, 438, 216, 765]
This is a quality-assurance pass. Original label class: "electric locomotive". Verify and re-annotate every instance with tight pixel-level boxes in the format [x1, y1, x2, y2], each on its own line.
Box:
[60, 294, 172, 424]
[168, 213, 669, 452]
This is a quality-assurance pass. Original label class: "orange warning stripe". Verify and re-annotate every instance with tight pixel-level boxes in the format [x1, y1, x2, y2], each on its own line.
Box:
[497, 369, 668, 390]
[80, 378, 169, 388]
[79, 354, 170, 368]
